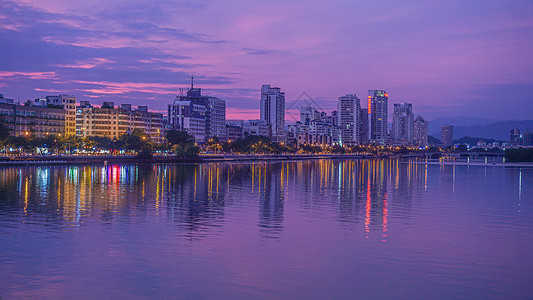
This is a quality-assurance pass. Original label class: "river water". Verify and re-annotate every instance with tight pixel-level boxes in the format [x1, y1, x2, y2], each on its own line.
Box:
[0, 159, 532, 299]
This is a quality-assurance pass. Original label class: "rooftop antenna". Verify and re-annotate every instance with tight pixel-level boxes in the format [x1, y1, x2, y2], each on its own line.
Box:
[191, 76, 194, 89]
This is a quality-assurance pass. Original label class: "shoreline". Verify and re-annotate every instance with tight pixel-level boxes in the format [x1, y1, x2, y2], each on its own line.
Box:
[0, 154, 374, 166]
[412, 160, 533, 168]
[0, 154, 531, 167]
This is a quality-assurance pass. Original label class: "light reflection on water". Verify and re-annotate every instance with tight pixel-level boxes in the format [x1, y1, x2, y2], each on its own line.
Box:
[0, 159, 532, 299]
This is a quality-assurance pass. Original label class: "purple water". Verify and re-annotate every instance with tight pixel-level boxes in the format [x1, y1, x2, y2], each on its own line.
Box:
[1, 159, 532, 299]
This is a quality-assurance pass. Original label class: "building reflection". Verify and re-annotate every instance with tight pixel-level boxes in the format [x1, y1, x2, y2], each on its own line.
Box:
[0, 159, 430, 239]
[253, 163, 285, 238]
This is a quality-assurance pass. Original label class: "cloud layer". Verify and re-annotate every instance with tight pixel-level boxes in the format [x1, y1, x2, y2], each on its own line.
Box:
[1, 0, 532, 119]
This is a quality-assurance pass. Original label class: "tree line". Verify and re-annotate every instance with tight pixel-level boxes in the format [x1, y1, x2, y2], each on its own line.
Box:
[0, 123, 200, 158]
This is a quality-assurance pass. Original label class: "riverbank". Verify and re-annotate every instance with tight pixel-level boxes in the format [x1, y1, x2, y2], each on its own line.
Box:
[414, 160, 533, 168]
[0, 153, 377, 166]
[2, 153, 530, 167]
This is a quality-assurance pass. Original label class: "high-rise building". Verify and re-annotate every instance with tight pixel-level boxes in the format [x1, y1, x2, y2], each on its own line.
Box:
[441, 124, 454, 147]
[337, 94, 361, 146]
[260, 85, 285, 142]
[360, 108, 369, 144]
[392, 103, 414, 145]
[167, 79, 226, 143]
[414, 115, 428, 147]
[510, 128, 521, 144]
[522, 132, 533, 146]
[168, 98, 206, 143]
[206, 96, 226, 140]
[368, 90, 388, 143]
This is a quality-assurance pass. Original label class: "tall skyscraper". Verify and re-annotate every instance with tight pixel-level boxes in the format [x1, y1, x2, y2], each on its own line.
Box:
[260, 85, 285, 141]
[337, 94, 361, 146]
[441, 124, 454, 147]
[360, 108, 369, 144]
[414, 115, 428, 147]
[206, 96, 226, 140]
[368, 90, 388, 143]
[392, 103, 414, 145]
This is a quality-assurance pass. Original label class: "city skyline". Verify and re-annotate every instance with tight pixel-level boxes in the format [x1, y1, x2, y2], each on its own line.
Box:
[1, 1, 532, 120]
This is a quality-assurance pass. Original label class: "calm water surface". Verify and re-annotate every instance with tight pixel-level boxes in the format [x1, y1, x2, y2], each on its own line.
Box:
[0, 159, 532, 299]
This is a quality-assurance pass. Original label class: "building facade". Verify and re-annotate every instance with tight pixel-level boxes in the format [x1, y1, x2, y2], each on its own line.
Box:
[368, 90, 389, 144]
[300, 105, 323, 124]
[522, 132, 533, 146]
[414, 115, 428, 147]
[206, 97, 226, 140]
[168, 83, 226, 143]
[0, 94, 14, 104]
[243, 119, 269, 137]
[76, 101, 164, 142]
[260, 85, 285, 142]
[0, 102, 65, 137]
[34, 95, 77, 136]
[225, 124, 244, 142]
[392, 103, 414, 145]
[360, 108, 369, 144]
[510, 128, 521, 144]
[337, 94, 361, 146]
[441, 124, 454, 147]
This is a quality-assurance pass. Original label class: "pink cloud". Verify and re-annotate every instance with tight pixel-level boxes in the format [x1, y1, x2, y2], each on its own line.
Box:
[226, 107, 259, 120]
[53, 58, 113, 69]
[0, 71, 56, 80]
[34, 88, 67, 93]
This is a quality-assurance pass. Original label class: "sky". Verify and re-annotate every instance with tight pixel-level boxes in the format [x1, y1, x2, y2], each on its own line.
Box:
[1, 0, 532, 121]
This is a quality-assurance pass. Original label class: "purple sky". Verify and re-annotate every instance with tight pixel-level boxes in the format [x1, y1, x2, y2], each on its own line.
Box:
[1, 0, 532, 120]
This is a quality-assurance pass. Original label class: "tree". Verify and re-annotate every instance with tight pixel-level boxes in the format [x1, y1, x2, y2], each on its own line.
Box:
[206, 136, 223, 153]
[455, 144, 468, 152]
[166, 130, 194, 146]
[5, 136, 31, 151]
[171, 143, 199, 158]
[33, 135, 60, 149]
[120, 132, 151, 152]
[506, 148, 533, 162]
[0, 121, 9, 141]
[184, 144, 200, 158]
[331, 145, 345, 154]
[299, 144, 321, 154]
[60, 135, 83, 152]
[165, 130, 199, 158]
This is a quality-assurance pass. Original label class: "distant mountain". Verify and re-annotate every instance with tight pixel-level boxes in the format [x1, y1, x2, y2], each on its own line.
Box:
[453, 136, 505, 145]
[428, 135, 440, 145]
[428, 117, 503, 134]
[430, 120, 533, 141]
